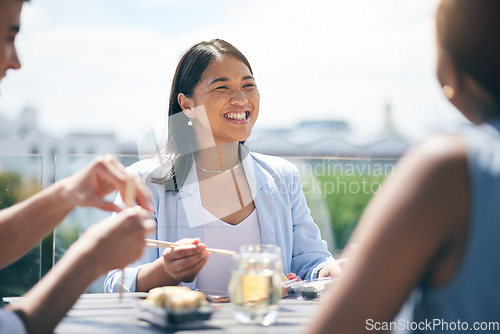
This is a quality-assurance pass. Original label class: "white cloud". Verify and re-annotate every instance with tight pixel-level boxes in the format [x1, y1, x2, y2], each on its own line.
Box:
[0, 0, 460, 145]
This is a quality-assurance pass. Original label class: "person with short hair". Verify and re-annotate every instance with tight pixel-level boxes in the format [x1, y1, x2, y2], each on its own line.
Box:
[0, 1, 155, 332]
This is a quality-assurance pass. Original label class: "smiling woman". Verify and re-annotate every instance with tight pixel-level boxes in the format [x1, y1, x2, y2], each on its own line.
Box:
[105, 39, 344, 295]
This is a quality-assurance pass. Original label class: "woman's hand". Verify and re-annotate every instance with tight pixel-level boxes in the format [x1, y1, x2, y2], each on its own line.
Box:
[161, 238, 210, 283]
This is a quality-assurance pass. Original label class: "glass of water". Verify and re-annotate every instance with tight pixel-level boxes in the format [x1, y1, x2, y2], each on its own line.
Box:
[228, 244, 283, 326]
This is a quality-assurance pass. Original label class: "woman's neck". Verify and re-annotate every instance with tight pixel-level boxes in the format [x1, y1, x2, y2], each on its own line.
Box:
[195, 142, 240, 172]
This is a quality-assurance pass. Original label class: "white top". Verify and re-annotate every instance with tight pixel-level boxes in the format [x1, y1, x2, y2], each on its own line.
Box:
[195, 207, 261, 293]
[0, 309, 27, 334]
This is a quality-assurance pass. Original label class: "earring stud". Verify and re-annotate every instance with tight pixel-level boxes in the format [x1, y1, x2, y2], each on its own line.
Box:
[443, 85, 454, 100]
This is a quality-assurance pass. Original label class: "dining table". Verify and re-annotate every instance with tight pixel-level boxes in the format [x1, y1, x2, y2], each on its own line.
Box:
[3, 291, 325, 333]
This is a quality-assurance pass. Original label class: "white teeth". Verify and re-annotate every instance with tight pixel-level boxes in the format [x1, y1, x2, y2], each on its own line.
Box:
[225, 112, 247, 120]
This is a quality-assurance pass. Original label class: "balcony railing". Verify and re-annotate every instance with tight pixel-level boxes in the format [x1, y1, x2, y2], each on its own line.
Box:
[1, 154, 397, 297]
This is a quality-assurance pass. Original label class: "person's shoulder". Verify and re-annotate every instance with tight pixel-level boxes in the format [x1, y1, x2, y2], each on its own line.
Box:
[126, 157, 162, 173]
[407, 134, 467, 164]
[249, 152, 298, 174]
[126, 156, 172, 180]
[398, 134, 468, 184]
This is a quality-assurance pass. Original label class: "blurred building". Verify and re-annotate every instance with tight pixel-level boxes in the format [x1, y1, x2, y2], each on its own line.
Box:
[0, 107, 129, 186]
[1, 104, 415, 185]
[246, 106, 411, 158]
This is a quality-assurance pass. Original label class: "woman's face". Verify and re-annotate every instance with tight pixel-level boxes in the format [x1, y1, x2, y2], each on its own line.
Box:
[188, 55, 260, 144]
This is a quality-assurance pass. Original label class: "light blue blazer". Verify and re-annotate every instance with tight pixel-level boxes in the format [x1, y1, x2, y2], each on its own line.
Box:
[105, 149, 334, 292]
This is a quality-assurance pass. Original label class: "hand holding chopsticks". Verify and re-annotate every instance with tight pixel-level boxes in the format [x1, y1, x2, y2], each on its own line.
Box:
[145, 238, 236, 256]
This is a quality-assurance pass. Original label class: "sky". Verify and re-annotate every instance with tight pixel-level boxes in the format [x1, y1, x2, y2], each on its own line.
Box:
[0, 0, 467, 143]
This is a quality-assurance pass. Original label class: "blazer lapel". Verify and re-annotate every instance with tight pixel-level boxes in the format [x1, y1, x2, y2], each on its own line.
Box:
[176, 163, 202, 241]
[242, 150, 276, 245]
[172, 148, 277, 244]
[254, 190, 275, 244]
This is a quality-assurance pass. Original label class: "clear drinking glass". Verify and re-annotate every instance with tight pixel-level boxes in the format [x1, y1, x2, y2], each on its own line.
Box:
[228, 244, 283, 326]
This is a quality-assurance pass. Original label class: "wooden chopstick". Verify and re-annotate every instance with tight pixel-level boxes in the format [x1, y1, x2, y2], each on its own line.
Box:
[124, 174, 136, 208]
[145, 238, 236, 256]
[119, 174, 136, 299]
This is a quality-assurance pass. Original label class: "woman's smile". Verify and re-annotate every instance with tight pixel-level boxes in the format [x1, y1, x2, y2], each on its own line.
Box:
[224, 110, 250, 122]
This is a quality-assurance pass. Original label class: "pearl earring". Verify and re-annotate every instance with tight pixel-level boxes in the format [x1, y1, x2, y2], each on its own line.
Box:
[443, 85, 454, 100]
[187, 118, 193, 126]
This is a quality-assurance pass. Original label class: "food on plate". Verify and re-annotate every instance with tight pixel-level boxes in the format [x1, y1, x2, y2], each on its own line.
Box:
[145, 286, 207, 311]
[139, 286, 213, 326]
[281, 272, 302, 297]
[281, 272, 302, 284]
[285, 272, 301, 281]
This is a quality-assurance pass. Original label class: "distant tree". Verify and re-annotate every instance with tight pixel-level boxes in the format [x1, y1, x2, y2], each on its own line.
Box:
[300, 159, 394, 253]
[0, 170, 42, 299]
[0, 170, 23, 209]
[317, 173, 386, 251]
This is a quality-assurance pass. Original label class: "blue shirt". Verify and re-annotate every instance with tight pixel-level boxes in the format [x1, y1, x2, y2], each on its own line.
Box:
[412, 121, 500, 332]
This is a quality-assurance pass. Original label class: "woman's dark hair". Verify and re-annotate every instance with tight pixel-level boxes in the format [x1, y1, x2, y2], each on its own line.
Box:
[158, 39, 253, 191]
[437, 0, 500, 107]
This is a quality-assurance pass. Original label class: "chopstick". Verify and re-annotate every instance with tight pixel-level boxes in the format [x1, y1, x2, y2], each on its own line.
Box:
[145, 238, 236, 256]
[119, 174, 136, 300]
[124, 174, 136, 208]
